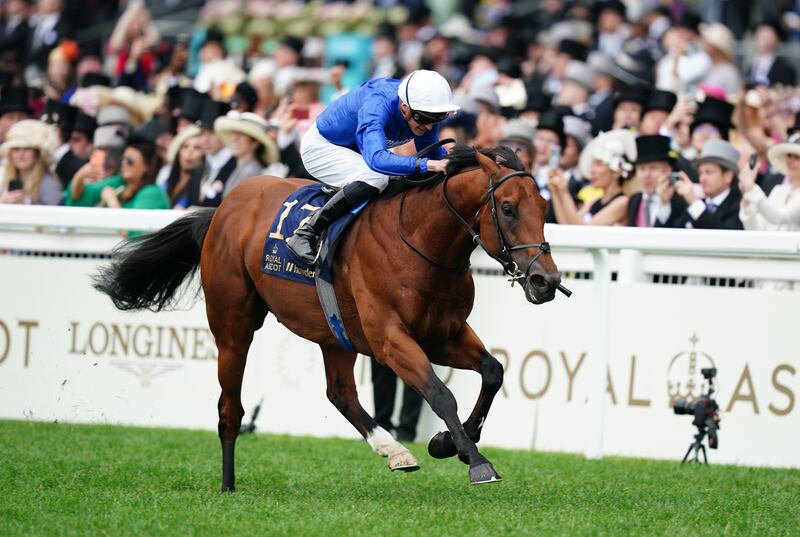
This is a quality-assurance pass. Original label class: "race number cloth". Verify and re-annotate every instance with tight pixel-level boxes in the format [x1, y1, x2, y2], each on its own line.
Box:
[261, 183, 364, 284]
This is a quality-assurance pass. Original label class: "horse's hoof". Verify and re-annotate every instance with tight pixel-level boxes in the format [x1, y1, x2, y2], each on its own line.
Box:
[220, 485, 236, 493]
[389, 450, 420, 472]
[469, 462, 502, 485]
[428, 431, 457, 459]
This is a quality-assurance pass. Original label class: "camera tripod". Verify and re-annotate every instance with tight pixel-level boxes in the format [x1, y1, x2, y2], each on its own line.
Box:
[682, 425, 709, 464]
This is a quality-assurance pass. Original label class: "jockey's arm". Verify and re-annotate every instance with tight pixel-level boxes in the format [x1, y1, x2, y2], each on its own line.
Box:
[356, 100, 429, 177]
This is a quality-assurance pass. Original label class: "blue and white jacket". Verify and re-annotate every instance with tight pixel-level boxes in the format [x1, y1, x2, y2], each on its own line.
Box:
[315, 77, 446, 176]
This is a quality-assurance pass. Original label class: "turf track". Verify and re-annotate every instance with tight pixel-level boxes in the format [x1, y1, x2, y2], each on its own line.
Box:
[0, 420, 797, 536]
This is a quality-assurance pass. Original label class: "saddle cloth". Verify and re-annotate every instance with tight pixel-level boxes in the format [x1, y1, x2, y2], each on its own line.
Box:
[261, 183, 365, 285]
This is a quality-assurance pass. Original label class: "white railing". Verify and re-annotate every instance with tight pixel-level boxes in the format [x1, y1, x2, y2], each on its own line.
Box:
[2, 205, 800, 459]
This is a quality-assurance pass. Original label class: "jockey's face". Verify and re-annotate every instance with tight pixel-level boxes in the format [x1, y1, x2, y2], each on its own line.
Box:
[400, 103, 436, 136]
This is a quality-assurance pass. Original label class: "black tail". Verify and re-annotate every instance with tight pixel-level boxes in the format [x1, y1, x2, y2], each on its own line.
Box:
[93, 209, 215, 312]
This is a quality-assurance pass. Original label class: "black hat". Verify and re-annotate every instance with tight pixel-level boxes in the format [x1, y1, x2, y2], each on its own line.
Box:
[132, 118, 168, 143]
[375, 21, 397, 41]
[536, 110, 566, 149]
[42, 99, 79, 132]
[525, 83, 551, 112]
[643, 89, 677, 115]
[691, 96, 734, 140]
[595, 0, 627, 19]
[179, 89, 208, 124]
[167, 85, 192, 111]
[202, 27, 225, 49]
[55, 151, 88, 186]
[231, 81, 258, 111]
[675, 11, 701, 34]
[558, 39, 588, 62]
[614, 84, 650, 108]
[635, 135, 676, 164]
[0, 86, 32, 116]
[199, 99, 230, 130]
[280, 35, 304, 57]
[79, 72, 111, 88]
[73, 112, 97, 137]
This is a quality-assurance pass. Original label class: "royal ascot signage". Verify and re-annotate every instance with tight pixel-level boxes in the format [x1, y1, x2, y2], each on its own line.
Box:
[0, 257, 797, 468]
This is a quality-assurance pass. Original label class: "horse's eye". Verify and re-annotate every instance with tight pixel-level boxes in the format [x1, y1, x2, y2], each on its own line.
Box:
[501, 203, 516, 218]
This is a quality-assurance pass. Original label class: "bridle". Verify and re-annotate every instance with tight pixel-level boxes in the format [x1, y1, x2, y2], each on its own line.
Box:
[398, 143, 571, 297]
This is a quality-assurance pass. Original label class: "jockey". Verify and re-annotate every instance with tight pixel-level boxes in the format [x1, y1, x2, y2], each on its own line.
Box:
[286, 70, 459, 263]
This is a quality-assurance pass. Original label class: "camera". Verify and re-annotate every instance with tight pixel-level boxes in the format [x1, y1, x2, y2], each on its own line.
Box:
[667, 171, 682, 185]
[673, 367, 721, 463]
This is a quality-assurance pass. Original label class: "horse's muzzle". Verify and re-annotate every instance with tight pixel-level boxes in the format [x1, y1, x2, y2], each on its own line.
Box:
[524, 269, 561, 304]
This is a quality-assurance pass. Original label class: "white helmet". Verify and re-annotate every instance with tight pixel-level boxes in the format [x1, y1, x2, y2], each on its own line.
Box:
[398, 70, 460, 115]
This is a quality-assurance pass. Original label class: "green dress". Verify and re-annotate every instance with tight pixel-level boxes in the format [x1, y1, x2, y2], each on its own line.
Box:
[65, 175, 171, 237]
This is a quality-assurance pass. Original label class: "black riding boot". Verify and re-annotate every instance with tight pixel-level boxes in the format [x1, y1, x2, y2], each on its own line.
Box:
[286, 181, 380, 264]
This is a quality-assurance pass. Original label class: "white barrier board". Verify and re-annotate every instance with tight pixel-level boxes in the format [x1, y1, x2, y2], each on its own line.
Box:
[0, 255, 797, 468]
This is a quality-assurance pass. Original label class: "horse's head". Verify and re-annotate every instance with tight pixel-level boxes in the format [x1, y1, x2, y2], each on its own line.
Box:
[473, 150, 561, 304]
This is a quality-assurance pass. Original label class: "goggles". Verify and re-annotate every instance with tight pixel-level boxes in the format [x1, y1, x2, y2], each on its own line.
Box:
[404, 71, 450, 125]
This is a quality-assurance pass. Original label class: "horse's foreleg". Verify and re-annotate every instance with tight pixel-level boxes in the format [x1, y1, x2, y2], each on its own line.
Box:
[428, 325, 504, 460]
[320, 345, 419, 472]
[376, 324, 501, 484]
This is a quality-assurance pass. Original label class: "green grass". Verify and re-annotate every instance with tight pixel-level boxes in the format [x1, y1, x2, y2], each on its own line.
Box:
[0, 420, 797, 537]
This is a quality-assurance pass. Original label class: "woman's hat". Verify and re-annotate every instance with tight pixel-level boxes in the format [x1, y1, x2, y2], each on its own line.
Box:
[700, 23, 736, 62]
[579, 128, 637, 180]
[766, 133, 800, 175]
[167, 125, 202, 164]
[1, 119, 59, 163]
[635, 134, 676, 164]
[213, 111, 279, 164]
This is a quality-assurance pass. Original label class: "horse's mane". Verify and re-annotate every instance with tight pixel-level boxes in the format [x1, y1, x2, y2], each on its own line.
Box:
[381, 144, 524, 199]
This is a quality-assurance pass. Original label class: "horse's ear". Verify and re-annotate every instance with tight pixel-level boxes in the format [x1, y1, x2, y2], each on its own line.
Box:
[475, 150, 500, 178]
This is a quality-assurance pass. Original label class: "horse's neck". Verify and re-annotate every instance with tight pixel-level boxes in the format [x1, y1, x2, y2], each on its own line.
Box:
[401, 169, 489, 269]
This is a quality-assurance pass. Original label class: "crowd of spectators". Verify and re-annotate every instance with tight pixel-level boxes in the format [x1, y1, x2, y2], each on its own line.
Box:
[1, 0, 799, 245]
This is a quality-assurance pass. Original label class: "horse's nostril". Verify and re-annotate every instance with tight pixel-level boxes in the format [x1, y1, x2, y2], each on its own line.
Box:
[530, 274, 548, 289]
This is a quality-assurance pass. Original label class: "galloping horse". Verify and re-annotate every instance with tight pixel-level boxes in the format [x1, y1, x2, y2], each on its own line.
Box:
[95, 144, 562, 490]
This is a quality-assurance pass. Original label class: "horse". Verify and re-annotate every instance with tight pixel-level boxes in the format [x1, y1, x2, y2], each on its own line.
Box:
[94, 144, 563, 490]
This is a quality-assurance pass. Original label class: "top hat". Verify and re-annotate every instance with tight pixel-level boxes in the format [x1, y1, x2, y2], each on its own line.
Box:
[42, 99, 79, 132]
[199, 99, 230, 130]
[79, 72, 111, 88]
[179, 89, 209, 124]
[73, 112, 98, 137]
[558, 39, 588, 62]
[614, 84, 650, 108]
[524, 83, 551, 112]
[231, 81, 258, 111]
[691, 96, 734, 140]
[643, 89, 677, 115]
[635, 135, 676, 164]
[537, 110, 566, 149]
[0, 86, 32, 116]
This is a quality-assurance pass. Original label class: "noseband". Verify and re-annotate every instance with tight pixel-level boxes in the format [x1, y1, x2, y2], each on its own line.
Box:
[440, 169, 551, 287]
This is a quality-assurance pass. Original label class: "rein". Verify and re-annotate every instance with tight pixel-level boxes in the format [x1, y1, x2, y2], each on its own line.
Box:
[397, 147, 571, 297]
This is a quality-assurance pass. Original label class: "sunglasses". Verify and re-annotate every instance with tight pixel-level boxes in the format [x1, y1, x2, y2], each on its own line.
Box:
[122, 156, 137, 166]
[410, 109, 449, 125]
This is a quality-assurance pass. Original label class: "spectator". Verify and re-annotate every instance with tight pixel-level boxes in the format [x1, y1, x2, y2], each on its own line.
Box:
[106, 1, 160, 91]
[640, 90, 677, 135]
[66, 139, 168, 214]
[747, 21, 797, 87]
[197, 99, 234, 202]
[689, 96, 734, 161]
[247, 59, 278, 117]
[739, 135, 800, 232]
[499, 119, 536, 171]
[656, 139, 744, 229]
[24, 0, 71, 85]
[612, 84, 648, 131]
[700, 23, 741, 97]
[561, 115, 593, 201]
[595, 0, 629, 59]
[555, 61, 595, 122]
[627, 134, 685, 227]
[531, 110, 566, 199]
[0, 118, 61, 205]
[230, 81, 258, 113]
[0, 86, 32, 143]
[0, 0, 31, 78]
[163, 125, 208, 209]
[548, 129, 635, 225]
[215, 111, 279, 198]
[655, 12, 711, 95]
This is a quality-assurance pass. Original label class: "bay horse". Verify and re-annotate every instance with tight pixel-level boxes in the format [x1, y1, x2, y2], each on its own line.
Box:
[94, 144, 562, 490]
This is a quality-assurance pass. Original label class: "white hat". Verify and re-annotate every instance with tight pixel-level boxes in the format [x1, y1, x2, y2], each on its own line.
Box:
[468, 84, 500, 113]
[564, 60, 595, 91]
[701, 23, 736, 61]
[397, 70, 460, 114]
[563, 116, 592, 149]
[168, 125, 202, 164]
[1, 119, 59, 163]
[579, 129, 637, 180]
[767, 134, 800, 175]
[213, 111, 279, 164]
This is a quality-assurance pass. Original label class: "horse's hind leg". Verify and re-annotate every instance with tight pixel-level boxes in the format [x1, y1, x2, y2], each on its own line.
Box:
[426, 323, 503, 461]
[320, 345, 419, 472]
[208, 289, 268, 492]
